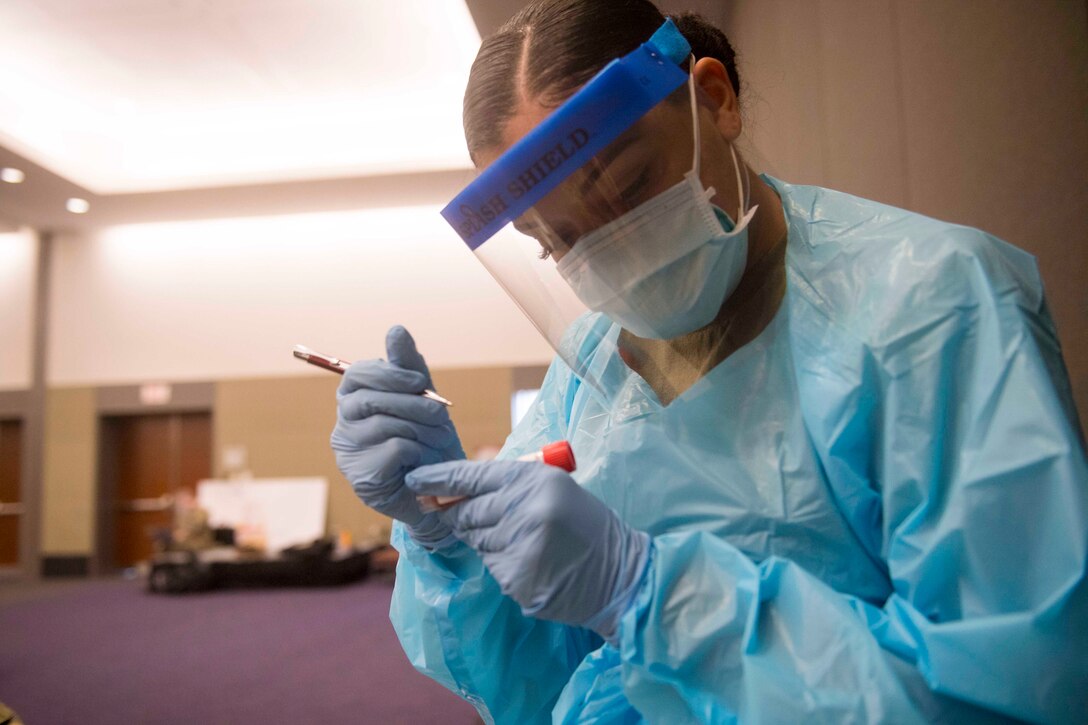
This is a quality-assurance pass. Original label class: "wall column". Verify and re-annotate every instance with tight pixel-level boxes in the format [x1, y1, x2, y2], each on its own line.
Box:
[21, 230, 52, 578]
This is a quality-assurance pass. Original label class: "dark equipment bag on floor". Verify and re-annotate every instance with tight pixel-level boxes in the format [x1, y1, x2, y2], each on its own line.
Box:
[147, 539, 370, 594]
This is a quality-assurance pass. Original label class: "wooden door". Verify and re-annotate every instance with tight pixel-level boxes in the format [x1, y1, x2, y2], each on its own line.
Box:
[0, 419, 22, 566]
[106, 413, 211, 568]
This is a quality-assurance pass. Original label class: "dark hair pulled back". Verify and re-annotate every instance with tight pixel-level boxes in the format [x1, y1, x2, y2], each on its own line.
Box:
[463, 0, 741, 161]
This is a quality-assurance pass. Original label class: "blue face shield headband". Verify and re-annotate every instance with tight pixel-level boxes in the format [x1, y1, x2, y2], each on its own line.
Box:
[442, 19, 691, 250]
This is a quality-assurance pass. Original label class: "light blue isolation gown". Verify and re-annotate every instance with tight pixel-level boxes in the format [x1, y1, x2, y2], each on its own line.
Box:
[389, 177, 1088, 724]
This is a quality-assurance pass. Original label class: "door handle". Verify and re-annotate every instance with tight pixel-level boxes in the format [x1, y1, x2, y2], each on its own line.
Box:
[0, 501, 24, 516]
[118, 494, 174, 513]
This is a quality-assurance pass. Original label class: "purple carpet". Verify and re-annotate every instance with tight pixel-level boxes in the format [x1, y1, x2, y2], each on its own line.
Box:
[0, 576, 479, 724]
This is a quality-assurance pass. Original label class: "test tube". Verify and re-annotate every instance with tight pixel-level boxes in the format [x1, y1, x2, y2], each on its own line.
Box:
[417, 440, 576, 512]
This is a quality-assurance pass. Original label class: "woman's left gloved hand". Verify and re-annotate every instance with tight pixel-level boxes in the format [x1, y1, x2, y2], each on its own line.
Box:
[405, 459, 651, 642]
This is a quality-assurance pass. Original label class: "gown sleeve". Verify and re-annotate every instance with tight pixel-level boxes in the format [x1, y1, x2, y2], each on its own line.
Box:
[612, 229, 1088, 723]
[389, 358, 603, 724]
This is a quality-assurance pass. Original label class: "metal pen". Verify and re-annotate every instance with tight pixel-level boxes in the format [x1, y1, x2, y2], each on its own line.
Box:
[292, 344, 453, 406]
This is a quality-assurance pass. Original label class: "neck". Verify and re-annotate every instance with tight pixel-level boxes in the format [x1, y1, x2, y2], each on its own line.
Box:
[743, 168, 787, 274]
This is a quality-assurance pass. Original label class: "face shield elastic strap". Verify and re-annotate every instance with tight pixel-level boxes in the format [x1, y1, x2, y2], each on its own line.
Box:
[442, 19, 692, 250]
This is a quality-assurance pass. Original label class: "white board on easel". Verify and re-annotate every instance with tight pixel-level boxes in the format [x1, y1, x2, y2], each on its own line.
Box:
[196, 477, 328, 554]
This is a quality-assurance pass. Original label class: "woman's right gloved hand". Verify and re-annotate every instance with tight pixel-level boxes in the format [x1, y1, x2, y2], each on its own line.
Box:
[331, 325, 465, 550]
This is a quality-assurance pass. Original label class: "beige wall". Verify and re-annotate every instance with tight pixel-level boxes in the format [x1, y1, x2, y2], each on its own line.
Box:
[212, 375, 377, 541]
[40, 387, 96, 553]
[432, 367, 521, 458]
[47, 210, 553, 387]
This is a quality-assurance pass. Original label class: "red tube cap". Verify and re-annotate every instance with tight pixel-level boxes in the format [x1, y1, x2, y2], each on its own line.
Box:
[541, 440, 577, 472]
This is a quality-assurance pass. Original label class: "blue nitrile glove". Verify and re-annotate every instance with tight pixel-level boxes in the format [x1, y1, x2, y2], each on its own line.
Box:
[405, 459, 651, 643]
[331, 326, 465, 550]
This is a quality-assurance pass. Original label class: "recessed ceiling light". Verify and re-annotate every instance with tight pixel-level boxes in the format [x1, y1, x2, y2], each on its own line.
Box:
[1, 167, 25, 183]
[66, 198, 90, 214]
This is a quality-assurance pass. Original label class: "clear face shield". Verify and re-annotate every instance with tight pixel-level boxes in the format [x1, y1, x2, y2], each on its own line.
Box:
[443, 20, 756, 403]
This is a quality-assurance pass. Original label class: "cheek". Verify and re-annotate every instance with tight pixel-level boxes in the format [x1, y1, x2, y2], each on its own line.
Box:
[474, 148, 503, 171]
[645, 113, 699, 178]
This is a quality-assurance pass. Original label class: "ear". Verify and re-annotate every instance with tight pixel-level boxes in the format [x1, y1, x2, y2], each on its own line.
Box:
[693, 57, 742, 142]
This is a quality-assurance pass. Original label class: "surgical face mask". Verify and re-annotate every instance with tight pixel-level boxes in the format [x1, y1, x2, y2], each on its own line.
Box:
[556, 73, 756, 340]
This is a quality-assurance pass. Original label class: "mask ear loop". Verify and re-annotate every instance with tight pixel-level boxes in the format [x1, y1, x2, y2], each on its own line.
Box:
[730, 145, 747, 221]
[688, 56, 702, 180]
[688, 55, 747, 223]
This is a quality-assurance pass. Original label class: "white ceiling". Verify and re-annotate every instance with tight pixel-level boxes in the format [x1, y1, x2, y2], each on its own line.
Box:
[0, 0, 481, 193]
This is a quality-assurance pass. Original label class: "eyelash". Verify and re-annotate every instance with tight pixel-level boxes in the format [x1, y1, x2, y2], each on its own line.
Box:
[531, 168, 646, 261]
[620, 171, 649, 205]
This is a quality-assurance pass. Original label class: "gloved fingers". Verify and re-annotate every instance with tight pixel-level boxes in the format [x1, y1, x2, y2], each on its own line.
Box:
[338, 358, 429, 396]
[386, 325, 435, 389]
[452, 520, 516, 553]
[375, 480, 431, 528]
[406, 510, 455, 547]
[405, 459, 528, 499]
[440, 438, 469, 463]
[341, 438, 444, 503]
[438, 474, 542, 532]
[338, 388, 451, 426]
[432, 490, 502, 535]
[331, 414, 457, 451]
